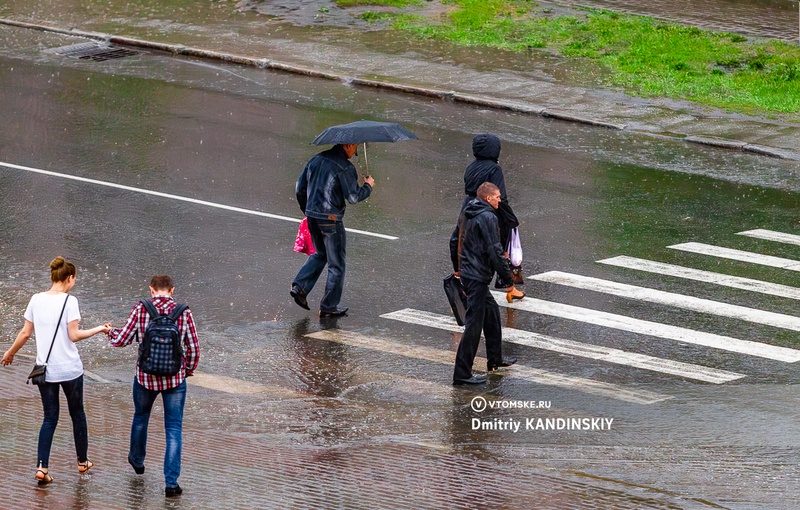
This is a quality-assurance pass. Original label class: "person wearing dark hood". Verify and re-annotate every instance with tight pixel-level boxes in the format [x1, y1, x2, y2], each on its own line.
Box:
[453, 133, 525, 303]
[290, 143, 375, 318]
[451, 182, 518, 385]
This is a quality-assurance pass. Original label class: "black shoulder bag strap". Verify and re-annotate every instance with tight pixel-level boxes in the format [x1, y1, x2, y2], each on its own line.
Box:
[456, 213, 466, 273]
[44, 294, 70, 366]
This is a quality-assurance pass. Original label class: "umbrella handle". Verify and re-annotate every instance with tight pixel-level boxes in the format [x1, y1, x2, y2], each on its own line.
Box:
[362, 142, 369, 177]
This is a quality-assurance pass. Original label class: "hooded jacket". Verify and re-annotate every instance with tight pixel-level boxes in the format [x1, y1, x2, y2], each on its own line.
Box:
[463, 134, 507, 203]
[451, 198, 513, 285]
[296, 145, 372, 221]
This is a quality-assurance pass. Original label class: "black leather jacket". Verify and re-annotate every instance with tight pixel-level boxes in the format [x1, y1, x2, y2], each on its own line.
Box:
[450, 198, 512, 285]
[296, 145, 372, 221]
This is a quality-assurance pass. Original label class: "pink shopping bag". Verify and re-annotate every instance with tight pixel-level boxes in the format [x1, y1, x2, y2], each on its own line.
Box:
[294, 216, 315, 255]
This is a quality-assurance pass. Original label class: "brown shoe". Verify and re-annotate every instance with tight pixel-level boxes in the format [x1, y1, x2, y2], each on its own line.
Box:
[506, 287, 525, 303]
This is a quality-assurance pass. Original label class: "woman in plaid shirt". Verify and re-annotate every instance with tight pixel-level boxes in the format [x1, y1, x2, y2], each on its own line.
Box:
[108, 274, 200, 497]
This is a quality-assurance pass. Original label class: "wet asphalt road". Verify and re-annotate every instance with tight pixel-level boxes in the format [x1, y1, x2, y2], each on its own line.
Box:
[1, 24, 800, 509]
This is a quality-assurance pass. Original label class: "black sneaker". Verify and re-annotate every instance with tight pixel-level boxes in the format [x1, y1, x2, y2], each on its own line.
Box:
[453, 376, 488, 385]
[488, 357, 518, 372]
[290, 285, 310, 310]
[319, 307, 348, 318]
[165, 485, 183, 497]
[127, 456, 145, 475]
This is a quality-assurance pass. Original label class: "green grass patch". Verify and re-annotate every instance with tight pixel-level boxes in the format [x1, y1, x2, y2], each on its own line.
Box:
[361, 11, 403, 22]
[335, 0, 423, 7]
[390, 0, 800, 115]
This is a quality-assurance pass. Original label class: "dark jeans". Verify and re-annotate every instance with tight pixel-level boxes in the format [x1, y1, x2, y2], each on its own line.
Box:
[453, 277, 504, 381]
[293, 217, 347, 312]
[130, 379, 187, 488]
[37, 375, 88, 468]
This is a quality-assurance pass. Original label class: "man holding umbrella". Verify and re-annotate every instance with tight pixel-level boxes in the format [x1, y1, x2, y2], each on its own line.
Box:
[291, 120, 416, 317]
[290, 142, 375, 317]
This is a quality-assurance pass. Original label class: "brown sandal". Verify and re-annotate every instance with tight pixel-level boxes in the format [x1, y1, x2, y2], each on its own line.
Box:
[78, 460, 93, 474]
[36, 468, 53, 486]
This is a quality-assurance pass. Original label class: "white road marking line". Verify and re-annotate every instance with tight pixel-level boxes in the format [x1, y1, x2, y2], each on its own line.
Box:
[0, 160, 398, 240]
[737, 229, 800, 247]
[668, 242, 800, 271]
[489, 292, 800, 363]
[308, 329, 671, 404]
[598, 256, 800, 301]
[190, 371, 303, 396]
[83, 370, 110, 384]
[381, 308, 744, 384]
[532, 271, 800, 332]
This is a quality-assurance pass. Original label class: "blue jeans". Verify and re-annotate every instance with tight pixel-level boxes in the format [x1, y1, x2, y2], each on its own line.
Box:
[293, 217, 347, 312]
[453, 277, 503, 381]
[130, 379, 187, 488]
[37, 375, 88, 468]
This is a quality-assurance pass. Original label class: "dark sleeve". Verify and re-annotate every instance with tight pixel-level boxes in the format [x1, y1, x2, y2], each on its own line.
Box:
[295, 163, 309, 214]
[449, 220, 461, 273]
[482, 213, 512, 283]
[338, 165, 372, 204]
[491, 165, 508, 200]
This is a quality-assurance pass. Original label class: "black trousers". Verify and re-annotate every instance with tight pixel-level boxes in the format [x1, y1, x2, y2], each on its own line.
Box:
[453, 277, 503, 380]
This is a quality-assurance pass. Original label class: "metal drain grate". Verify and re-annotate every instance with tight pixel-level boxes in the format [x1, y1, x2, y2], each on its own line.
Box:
[47, 41, 140, 62]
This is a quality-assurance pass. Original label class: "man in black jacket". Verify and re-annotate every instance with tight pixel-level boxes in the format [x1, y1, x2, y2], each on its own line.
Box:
[291, 143, 375, 318]
[451, 182, 517, 385]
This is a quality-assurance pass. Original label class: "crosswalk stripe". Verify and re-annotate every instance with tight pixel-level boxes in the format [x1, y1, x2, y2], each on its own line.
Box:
[307, 329, 672, 404]
[190, 371, 304, 397]
[489, 292, 800, 363]
[738, 229, 800, 246]
[531, 271, 800, 332]
[381, 308, 744, 384]
[668, 242, 800, 271]
[597, 256, 800, 301]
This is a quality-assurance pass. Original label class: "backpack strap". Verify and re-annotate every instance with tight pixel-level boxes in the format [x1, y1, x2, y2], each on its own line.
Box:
[169, 304, 188, 322]
[140, 299, 161, 320]
[141, 299, 187, 321]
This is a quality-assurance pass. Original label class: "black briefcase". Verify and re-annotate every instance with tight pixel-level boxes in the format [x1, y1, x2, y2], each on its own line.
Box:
[443, 274, 468, 326]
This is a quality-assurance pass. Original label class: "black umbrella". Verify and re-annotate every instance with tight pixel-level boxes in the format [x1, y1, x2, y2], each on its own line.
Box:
[311, 120, 417, 145]
[311, 120, 417, 174]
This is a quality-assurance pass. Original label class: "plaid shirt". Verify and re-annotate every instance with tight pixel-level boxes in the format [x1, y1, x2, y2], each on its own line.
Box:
[108, 295, 200, 391]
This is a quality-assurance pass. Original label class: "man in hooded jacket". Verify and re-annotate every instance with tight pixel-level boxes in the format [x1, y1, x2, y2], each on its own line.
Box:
[451, 134, 524, 302]
[462, 133, 507, 208]
[451, 182, 517, 385]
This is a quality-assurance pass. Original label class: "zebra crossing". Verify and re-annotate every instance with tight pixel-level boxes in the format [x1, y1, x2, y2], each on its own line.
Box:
[309, 228, 800, 404]
[380, 309, 743, 384]
[307, 329, 669, 404]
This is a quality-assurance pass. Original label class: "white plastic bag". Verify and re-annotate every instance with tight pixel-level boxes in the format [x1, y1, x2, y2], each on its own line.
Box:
[508, 228, 523, 267]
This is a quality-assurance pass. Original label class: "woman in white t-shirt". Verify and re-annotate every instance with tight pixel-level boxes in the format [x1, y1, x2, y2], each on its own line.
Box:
[1, 257, 110, 486]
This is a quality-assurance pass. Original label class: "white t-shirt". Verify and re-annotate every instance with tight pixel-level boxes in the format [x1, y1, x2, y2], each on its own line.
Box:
[24, 292, 83, 383]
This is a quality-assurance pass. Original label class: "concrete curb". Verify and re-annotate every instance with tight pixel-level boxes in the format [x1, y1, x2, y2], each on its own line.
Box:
[2, 18, 799, 161]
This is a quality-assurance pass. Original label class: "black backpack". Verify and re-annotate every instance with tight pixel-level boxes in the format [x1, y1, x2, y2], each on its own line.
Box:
[138, 300, 188, 376]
